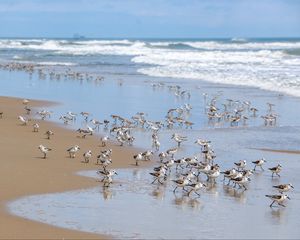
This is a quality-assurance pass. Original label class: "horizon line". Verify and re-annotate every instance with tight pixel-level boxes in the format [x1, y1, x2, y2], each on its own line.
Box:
[0, 36, 300, 40]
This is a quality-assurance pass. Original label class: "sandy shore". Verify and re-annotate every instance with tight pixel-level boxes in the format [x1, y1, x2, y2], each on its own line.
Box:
[251, 148, 300, 155]
[0, 96, 150, 239]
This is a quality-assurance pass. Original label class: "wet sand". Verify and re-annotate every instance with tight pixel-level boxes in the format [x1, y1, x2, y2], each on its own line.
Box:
[253, 148, 300, 155]
[0, 96, 150, 239]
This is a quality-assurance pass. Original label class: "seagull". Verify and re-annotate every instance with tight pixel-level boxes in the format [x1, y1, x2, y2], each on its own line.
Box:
[265, 194, 290, 207]
[273, 184, 294, 193]
[67, 145, 80, 158]
[252, 158, 267, 171]
[269, 164, 282, 177]
[38, 144, 52, 159]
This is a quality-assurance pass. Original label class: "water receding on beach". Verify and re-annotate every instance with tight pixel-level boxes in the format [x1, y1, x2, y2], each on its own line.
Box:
[2, 38, 300, 238]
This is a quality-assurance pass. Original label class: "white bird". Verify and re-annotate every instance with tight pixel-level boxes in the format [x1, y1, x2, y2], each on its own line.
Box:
[252, 158, 267, 171]
[38, 144, 52, 159]
[273, 184, 294, 193]
[172, 177, 190, 193]
[83, 150, 92, 163]
[153, 139, 160, 151]
[187, 182, 206, 197]
[231, 176, 251, 190]
[171, 133, 187, 147]
[100, 136, 109, 147]
[266, 194, 290, 207]
[234, 160, 247, 170]
[33, 123, 39, 132]
[67, 145, 80, 158]
[166, 147, 178, 159]
[269, 164, 282, 177]
[97, 169, 118, 182]
[133, 153, 143, 166]
[18, 115, 29, 125]
[22, 99, 30, 105]
[45, 130, 54, 140]
[142, 150, 153, 161]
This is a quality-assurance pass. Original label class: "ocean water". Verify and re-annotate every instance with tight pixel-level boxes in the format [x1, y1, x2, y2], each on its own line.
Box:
[0, 38, 300, 97]
[1, 38, 300, 239]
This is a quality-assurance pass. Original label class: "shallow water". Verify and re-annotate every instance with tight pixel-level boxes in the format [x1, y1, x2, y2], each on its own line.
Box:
[1, 61, 300, 238]
[8, 162, 300, 239]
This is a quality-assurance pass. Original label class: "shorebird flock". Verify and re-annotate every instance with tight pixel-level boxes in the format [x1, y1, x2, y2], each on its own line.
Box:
[4, 63, 291, 208]
[13, 86, 293, 208]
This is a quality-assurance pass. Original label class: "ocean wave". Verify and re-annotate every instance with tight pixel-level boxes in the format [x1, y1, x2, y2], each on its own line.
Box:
[2, 39, 300, 53]
[36, 61, 77, 66]
[1, 38, 300, 97]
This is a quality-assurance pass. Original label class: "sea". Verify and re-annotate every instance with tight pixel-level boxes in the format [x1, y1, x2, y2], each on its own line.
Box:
[1, 38, 300, 239]
[0, 37, 300, 97]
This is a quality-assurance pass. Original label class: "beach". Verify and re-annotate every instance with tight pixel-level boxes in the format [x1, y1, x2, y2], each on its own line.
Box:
[0, 38, 300, 239]
[0, 96, 151, 239]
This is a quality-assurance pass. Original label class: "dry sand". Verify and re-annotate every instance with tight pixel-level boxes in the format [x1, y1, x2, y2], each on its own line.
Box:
[0, 96, 150, 239]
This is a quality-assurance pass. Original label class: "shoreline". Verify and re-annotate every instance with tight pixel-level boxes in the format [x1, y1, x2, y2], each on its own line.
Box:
[251, 148, 300, 155]
[0, 96, 151, 239]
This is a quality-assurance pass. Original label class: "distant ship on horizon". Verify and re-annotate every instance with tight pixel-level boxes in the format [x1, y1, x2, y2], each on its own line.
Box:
[72, 33, 86, 40]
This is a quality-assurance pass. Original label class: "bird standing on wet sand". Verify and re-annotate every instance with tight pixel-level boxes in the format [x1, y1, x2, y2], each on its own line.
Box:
[273, 184, 294, 193]
[234, 160, 247, 170]
[171, 133, 187, 147]
[265, 194, 290, 207]
[269, 164, 282, 177]
[100, 136, 109, 147]
[187, 182, 206, 197]
[83, 150, 92, 163]
[252, 158, 267, 171]
[33, 123, 39, 132]
[18, 115, 29, 125]
[45, 130, 54, 140]
[133, 152, 143, 166]
[38, 144, 52, 159]
[67, 145, 80, 158]
[173, 177, 191, 193]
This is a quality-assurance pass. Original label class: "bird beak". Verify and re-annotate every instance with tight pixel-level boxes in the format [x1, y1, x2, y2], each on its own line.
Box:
[291, 185, 294, 188]
[287, 196, 291, 200]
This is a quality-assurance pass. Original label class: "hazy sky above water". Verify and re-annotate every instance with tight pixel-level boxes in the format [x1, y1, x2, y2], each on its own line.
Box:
[0, 0, 299, 38]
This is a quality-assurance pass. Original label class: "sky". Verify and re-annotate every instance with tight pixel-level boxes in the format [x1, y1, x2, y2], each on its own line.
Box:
[0, 0, 299, 38]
